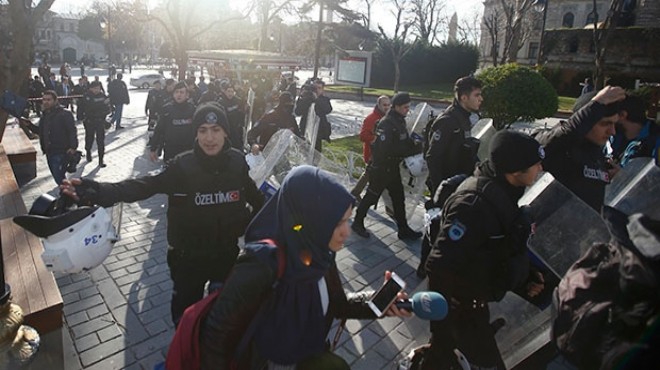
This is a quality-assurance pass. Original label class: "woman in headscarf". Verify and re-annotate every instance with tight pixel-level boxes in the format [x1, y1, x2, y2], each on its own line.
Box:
[199, 165, 411, 369]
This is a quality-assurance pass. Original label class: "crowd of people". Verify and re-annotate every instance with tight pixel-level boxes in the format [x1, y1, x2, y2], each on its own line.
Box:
[14, 64, 660, 370]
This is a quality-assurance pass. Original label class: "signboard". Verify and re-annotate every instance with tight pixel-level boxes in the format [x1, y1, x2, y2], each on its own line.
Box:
[334, 51, 372, 87]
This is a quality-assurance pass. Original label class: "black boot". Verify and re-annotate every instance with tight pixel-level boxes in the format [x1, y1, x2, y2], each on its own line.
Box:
[398, 225, 422, 240]
[86, 150, 92, 162]
[351, 222, 370, 238]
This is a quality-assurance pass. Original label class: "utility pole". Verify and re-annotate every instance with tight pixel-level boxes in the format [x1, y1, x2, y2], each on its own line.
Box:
[313, 1, 324, 79]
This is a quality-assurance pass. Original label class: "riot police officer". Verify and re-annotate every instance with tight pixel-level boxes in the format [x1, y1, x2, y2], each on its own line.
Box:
[351, 92, 423, 240]
[61, 102, 264, 325]
[423, 131, 546, 370]
[83, 81, 111, 167]
[149, 81, 197, 162]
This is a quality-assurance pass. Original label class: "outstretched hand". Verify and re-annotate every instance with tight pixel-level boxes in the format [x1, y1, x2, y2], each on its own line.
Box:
[591, 86, 626, 105]
[60, 178, 83, 202]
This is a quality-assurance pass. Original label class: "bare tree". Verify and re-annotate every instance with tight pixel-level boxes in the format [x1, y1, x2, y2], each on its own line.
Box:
[361, 0, 376, 30]
[592, 0, 625, 89]
[377, 0, 416, 92]
[145, 0, 252, 80]
[0, 0, 56, 141]
[457, 7, 482, 45]
[410, 0, 445, 45]
[482, 8, 501, 65]
[252, 0, 297, 51]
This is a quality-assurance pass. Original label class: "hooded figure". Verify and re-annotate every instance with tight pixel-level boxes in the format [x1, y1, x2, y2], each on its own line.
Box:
[199, 166, 411, 369]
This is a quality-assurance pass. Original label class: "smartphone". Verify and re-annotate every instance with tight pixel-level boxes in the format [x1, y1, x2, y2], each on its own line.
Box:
[367, 272, 406, 317]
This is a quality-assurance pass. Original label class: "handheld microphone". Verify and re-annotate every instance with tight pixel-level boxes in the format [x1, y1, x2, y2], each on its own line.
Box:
[394, 291, 448, 321]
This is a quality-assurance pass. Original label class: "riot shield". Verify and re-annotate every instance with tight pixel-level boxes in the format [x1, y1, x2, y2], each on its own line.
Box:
[489, 172, 610, 369]
[470, 118, 496, 162]
[605, 157, 660, 219]
[406, 102, 435, 136]
[244, 88, 256, 149]
[249, 129, 355, 192]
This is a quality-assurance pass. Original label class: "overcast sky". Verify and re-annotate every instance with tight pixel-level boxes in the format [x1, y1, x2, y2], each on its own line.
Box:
[52, 0, 484, 23]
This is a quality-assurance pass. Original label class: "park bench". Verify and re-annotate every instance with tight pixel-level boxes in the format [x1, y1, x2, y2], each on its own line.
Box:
[0, 143, 64, 367]
[2, 124, 37, 185]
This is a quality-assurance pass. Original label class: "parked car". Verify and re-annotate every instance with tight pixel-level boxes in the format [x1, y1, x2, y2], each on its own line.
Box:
[130, 74, 166, 89]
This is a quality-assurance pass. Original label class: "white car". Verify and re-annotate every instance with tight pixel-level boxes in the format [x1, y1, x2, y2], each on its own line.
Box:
[129, 74, 165, 89]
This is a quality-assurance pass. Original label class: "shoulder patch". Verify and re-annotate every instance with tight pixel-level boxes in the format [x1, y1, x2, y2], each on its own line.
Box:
[432, 131, 442, 141]
[379, 133, 386, 141]
[448, 220, 467, 241]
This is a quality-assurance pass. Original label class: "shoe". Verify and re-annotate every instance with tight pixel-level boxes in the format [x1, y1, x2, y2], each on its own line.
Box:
[416, 265, 427, 279]
[116, 126, 125, 130]
[86, 151, 92, 162]
[351, 223, 370, 238]
[99, 162, 107, 168]
[398, 227, 423, 240]
[385, 206, 395, 218]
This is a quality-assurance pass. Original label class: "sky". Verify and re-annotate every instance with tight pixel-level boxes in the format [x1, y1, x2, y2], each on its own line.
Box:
[51, 0, 484, 24]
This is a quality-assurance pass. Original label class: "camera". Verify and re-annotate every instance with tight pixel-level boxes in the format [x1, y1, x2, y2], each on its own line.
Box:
[65, 150, 83, 173]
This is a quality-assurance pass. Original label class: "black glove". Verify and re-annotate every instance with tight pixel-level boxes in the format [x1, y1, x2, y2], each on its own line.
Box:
[74, 179, 101, 206]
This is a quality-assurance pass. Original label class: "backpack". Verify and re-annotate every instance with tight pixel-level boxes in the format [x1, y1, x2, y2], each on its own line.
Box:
[165, 240, 286, 370]
[552, 209, 660, 370]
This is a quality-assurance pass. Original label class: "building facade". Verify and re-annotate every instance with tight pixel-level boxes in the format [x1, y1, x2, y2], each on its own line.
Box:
[479, 0, 660, 67]
[33, 11, 106, 65]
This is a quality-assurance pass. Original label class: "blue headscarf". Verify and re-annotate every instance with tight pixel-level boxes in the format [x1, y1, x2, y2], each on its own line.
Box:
[245, 165, 355, 365]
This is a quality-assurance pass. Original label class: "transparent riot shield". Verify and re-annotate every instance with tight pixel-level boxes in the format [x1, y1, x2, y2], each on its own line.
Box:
[605, 158, 660, 220]
[249, 129, 355, 193]
[304, 103, 320, 153]
[489, 172, 610, 369]
[406, 102, 435, 136]
[470, 118, 496, 162]
[244, 88, 256, 149]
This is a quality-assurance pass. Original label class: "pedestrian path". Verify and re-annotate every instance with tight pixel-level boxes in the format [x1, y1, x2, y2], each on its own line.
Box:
[18, 112, 432, 370]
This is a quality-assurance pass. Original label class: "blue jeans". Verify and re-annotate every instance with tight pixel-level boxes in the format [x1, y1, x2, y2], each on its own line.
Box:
[47, 153, 67, 185]
[112, 104, 124, 128]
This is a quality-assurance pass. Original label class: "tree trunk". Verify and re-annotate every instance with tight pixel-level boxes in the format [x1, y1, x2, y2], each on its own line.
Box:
[0, 0, 55, 142]
[313, 1, 324, 79]
[393, 59, 401, 92]
[177, 50, 188, 81]
[259, 22, 269, 51]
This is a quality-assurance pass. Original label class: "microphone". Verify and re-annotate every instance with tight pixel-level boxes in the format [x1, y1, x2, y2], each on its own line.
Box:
[394, 291, 448, 321]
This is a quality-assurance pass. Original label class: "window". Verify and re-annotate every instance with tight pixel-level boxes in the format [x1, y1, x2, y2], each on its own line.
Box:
[69, 24, 74, 32]
[528, 42, 540, 59]
[562, 12, 575, 28]
[586, 12, 596, 26]
[47, 30, 51, 39]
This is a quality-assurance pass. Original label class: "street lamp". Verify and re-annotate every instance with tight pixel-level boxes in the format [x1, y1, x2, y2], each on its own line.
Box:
[100, 17, 113, 65]
[532, 0, 549, 65]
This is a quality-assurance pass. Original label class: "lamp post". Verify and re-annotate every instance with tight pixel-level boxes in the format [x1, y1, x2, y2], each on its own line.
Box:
[533, 0, 549, 65]
[100, 17, 113, 65]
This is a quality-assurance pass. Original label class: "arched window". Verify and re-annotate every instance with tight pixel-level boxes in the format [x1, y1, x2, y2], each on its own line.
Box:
[562, 12, 575, 28]
[586, 12, 596, 26]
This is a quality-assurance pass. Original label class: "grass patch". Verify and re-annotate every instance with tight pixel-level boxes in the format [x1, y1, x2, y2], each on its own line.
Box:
[558, 96, 577, 112]
[324, 135, 362, 154]
[328, 84, 577, 113]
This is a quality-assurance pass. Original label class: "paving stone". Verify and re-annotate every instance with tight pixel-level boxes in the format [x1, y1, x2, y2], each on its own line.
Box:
[97, 276, 127, 309]
[71, 313, 115, 339]
[86, 304, 110, 320]
[66, 311, 89, 327]
[80, 347, 137, 370]
[98, 324, 123, 343]
[64, 294, 105, 316]
[74, 332, 100, 352]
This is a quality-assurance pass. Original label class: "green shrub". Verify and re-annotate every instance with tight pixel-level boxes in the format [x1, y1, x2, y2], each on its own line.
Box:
[477, 64, 559, 129]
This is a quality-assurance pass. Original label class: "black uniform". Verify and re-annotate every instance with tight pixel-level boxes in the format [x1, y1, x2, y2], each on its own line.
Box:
[145, 87, 165, 129]
[220, 95, 246, 150]
[247, 105, 300, 149]
[314, 95, 333, 151]
[150, 101, 197, 161]
[534, 101, 611, 211]
[77, 143, 264, 325]
[83, 91, 111, 164]
[353, 109, 421, 232]
[424, 162, 532, 369]
[425, 101, 479, 195]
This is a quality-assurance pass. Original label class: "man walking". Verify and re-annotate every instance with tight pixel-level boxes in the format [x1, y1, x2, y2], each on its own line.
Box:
[350, 95, 391, 200]
[83, 81, 112, 168]
[107, 73, 130, 130]
[149, 81, 196, 162]
[351, 92, 423, 240]
[20, 91, 78, 185]
[247, 92, 300, 149]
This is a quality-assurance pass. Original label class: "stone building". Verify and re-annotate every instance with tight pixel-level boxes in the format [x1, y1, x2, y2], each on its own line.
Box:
[33, 11, 106, 65]
[479, 0, 660, 67]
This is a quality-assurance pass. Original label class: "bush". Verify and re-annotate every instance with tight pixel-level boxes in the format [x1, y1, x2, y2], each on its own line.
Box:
[477, 64, 559, 129]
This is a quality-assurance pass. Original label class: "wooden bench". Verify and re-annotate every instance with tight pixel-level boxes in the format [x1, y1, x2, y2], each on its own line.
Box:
[2, 125, 37, 185]
[0, 144, 63, 366]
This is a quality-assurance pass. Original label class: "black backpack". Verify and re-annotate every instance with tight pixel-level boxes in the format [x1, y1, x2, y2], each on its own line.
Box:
[552, 208, 660, 370]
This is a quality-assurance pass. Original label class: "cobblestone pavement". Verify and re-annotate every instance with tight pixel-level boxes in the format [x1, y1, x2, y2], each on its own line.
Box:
[18, 92, 433, 370]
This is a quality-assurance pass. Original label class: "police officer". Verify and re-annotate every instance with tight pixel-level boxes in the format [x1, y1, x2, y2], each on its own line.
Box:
[149, 81, 197, 162]
[83, 81, 111, 167]
[535, 86, 626, 212]
[423, 131, 546, 370]
[145, 80, 164, 131]
[247, 92, 301, 149]
[60, 102, 264, 326]
[425, 76, 483, 196]
[351, 92, 423, 240]
[219, 85, 246, 150]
